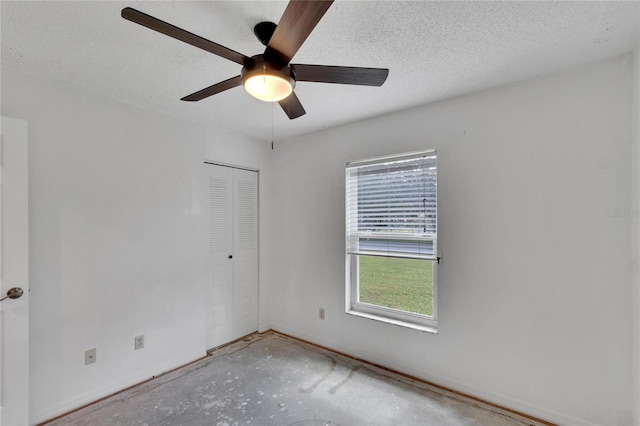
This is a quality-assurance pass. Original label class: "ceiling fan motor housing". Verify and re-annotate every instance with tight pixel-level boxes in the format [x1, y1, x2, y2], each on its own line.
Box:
[242, 55, 296, 83]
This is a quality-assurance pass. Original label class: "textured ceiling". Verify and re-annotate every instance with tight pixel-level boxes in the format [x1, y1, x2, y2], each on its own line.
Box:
[2, 1, 639, 142]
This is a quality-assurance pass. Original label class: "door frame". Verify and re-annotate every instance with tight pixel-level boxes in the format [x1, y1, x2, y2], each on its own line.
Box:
[204, 160, 258, 173]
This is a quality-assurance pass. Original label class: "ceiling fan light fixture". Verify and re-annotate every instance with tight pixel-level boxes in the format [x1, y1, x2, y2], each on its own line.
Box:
[243, 74, 293, 102]
[242, 56, 295, 102]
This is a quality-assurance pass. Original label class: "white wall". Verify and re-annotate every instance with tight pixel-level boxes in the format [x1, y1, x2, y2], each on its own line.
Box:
[0, 65, 269, 423]
[269, 56, 635, 426]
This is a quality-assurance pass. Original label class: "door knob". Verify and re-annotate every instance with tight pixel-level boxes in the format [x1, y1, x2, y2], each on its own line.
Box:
[0, 287, 24, 302]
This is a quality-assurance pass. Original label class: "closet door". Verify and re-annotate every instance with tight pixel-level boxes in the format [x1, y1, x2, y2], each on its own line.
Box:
[233, 168, 258, 338]
[206, 164, 258, 349]
[206, 165, 234, 348]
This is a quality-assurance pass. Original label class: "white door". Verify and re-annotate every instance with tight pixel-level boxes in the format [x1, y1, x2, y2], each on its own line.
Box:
[206, 165, 234, 348]
[205, 164, 258, 349]
[232, 168, 258, 338]
[0, 116, 29, 426]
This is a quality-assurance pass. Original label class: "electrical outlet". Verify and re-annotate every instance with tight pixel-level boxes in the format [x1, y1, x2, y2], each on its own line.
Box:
[85, 348, 97, 365]
[134, 335, 144, 350]
[319, 308, 325, 320]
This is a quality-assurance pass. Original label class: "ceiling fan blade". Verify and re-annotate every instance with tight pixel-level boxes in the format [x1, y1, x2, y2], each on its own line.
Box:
[265, 0, 334, 64]
[181, 75, 242, 102]
[278, 92, 306, 119]
[121, 7, 250, 66]
[291, 64, 389, 86]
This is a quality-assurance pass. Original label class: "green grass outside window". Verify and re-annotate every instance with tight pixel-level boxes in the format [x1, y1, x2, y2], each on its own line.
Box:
[358, 256, 434, 316]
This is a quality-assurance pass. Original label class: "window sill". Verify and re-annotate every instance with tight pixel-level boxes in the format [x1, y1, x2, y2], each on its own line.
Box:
[346, 309, 438, 334]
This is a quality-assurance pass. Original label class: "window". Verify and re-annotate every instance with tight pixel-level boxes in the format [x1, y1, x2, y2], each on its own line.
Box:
[345, 150, 437, 332]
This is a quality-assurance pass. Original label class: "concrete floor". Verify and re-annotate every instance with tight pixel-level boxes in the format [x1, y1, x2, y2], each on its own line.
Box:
[47, 332, 548, 426]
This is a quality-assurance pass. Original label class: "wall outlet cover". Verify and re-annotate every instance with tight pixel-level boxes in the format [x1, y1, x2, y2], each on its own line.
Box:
[85, 348, 96, 365]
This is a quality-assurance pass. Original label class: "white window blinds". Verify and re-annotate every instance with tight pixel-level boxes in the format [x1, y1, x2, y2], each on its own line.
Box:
[346, 151, 437, 260]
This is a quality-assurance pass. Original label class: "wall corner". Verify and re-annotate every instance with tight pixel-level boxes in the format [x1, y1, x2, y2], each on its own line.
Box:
[632, 38, 640, 426]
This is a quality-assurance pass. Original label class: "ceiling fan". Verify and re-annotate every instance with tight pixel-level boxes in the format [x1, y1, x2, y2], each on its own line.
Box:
[121, 0, 389, 119]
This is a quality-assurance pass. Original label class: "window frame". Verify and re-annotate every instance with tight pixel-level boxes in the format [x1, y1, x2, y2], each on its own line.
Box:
[345, 150, 438, 333]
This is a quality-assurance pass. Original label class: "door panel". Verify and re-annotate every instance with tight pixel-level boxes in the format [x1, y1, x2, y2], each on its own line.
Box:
[0, 116, 29, 426]
[206, 167, 234, 348]
[233, 169, 258, 339]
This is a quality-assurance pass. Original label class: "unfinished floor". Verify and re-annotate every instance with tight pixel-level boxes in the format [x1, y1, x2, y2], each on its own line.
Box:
[45, 332, 549, 426]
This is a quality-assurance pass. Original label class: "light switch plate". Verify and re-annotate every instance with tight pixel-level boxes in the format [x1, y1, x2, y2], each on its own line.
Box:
[134, 335, 144, 350]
